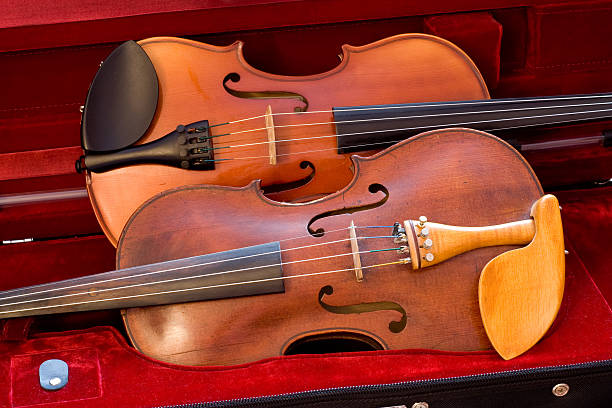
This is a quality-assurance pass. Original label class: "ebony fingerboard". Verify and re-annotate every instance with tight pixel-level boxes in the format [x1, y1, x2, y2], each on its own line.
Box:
[0, 242, 284, 318]
[334, 93, 612, 153]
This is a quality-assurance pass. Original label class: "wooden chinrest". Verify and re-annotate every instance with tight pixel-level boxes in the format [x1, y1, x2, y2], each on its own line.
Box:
[478, 195, 565, 359]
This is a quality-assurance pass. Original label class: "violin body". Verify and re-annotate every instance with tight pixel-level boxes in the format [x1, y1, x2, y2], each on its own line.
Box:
[87, 34, 488, 245]
[118, 128, 542, 366]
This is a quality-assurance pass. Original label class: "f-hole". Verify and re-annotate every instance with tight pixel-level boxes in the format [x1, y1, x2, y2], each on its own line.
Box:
[262, 161, 316, 195]
[307, 183, 389, 237]
[284, 332, 383, 355]
[222, 73, 309, 112]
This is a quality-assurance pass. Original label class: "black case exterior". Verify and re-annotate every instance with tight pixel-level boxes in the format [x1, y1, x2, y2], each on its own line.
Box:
[159, 361, 612, 408]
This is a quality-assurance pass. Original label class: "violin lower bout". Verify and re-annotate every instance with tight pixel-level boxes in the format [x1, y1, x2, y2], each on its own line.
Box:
[122, 248, 505, 366]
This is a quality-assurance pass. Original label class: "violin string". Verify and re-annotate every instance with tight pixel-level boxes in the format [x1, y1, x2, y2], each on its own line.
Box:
[0, 245, 402, 309]
[0, 234, 399, 303]
[18, 95, 606, 315]
[214, 99, 612, 139]
[204, 110, 612, 164]
[0, 260, 405, 316]
[0, 226, 393, 297]
[213, 93, 612, 126]
[204, 106, 612, 162]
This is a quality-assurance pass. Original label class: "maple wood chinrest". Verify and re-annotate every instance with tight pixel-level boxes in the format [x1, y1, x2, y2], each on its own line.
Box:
[479, 195, 565, 360]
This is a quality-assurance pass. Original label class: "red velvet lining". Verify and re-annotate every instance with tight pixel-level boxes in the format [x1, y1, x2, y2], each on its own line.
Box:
[10, 348, 102, 407]
[0, 197, 101, 241]
[556, 186, 612, 304]
[506, 121, 612, 189]
[533, 2, 612, 72]
[0, 1, 298, 29]
[0, 1, 547, 52]
[424, 12, 502, 88]
[0, 236, 115, 292]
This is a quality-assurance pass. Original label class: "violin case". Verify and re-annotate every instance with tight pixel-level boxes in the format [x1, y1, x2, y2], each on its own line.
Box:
[1, 1, 611, 407]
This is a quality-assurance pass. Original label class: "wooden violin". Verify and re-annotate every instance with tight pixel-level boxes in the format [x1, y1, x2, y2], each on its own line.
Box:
[2, 129, 565, 365]
[79, 34, 612, 245]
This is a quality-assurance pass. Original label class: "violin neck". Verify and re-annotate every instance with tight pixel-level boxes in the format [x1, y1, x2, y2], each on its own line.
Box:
[334, 93, 612, 153]
[0, 242, 284, 319]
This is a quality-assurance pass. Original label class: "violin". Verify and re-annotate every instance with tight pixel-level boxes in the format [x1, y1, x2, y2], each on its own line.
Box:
[2, 129, 565, 365]
[78, 34, 612, 245]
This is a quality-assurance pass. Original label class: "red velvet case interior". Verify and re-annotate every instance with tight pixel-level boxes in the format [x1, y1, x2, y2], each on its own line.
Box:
[1, 1, 611, 407]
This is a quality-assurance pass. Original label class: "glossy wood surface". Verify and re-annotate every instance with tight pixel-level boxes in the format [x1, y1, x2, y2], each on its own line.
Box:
[479, 194, 565, 360]
[404, 219, 536, 269]
[117, 129, 543, 366]
[87, 34, 488, 245]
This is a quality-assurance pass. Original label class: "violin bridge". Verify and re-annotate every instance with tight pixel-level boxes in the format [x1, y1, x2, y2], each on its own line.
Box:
[349, 220, 364, 282]
[265, 105, 277, 165]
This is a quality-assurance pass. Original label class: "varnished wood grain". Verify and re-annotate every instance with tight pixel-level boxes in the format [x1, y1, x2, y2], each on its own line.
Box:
[404, 219, 536, 269]
[479, 195, 565, 360]
[87, 34, 488, 245]
[118, 129, 543, 366]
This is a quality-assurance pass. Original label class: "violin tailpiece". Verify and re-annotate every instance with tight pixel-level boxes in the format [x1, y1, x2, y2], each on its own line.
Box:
[402, 215, 536, 269]
[80, 120, 217, 173]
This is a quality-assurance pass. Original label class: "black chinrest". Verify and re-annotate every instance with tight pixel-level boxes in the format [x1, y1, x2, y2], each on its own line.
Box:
[81, 40, 158, 152]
